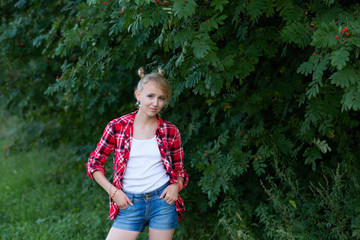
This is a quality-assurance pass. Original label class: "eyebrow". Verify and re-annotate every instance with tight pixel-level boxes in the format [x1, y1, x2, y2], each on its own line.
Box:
[146, 92, 165, 97]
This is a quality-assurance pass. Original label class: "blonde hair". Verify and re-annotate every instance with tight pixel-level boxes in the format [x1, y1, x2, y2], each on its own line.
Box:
[135, 67, 172, 106]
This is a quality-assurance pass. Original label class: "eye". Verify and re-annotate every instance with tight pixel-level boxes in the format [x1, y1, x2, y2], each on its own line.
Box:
[147, 94, 154, 98]
[159, 97, 165, 101]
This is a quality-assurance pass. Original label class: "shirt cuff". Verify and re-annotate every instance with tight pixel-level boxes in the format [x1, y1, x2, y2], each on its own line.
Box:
[87, 166, 106, 180]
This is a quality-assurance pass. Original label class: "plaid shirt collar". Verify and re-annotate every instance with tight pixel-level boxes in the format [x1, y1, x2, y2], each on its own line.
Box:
[127, 110, 165, 131]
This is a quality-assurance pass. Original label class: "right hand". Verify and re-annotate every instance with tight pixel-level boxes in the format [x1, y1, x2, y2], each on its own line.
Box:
[112, 189, 133, 209]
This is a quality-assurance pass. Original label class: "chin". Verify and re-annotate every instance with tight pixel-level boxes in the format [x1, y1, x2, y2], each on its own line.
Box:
[149, 111, 158, 116]
[139, 107, 160, 117]
[146, 110, 158, 116]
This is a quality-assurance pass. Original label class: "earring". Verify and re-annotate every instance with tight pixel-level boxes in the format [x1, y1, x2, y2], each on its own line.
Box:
[136, 100, 140, 108]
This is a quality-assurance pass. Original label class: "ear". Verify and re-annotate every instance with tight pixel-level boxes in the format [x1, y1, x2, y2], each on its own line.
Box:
[135, 90, 141, 101]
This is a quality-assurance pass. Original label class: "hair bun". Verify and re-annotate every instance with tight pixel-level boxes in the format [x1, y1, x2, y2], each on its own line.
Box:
[138, 67, 145, 78]
[158, 68, 164, 76]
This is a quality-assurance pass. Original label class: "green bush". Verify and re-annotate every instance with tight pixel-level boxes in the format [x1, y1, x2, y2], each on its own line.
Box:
[1, 0, 360, 239]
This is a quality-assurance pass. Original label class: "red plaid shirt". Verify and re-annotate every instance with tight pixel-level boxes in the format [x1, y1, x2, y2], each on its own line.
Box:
[86, 110, 188, 221]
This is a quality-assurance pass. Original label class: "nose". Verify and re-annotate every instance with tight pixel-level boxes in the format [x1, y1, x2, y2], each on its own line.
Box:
[152, 98, 158, 106]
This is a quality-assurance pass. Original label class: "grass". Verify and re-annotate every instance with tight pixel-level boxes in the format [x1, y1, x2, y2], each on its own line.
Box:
[0, 111, 149, 239]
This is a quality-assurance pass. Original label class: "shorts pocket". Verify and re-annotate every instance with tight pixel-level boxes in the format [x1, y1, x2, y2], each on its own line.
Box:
[160, 197, 176, 206]
[119, 204, 130, 211]
[119, 192, 133, 211]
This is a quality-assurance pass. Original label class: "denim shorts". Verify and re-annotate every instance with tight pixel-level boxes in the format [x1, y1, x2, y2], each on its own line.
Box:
[112, 182, 178, 232]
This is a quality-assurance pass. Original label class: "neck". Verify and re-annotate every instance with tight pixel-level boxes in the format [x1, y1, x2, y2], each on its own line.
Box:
[134, 109, 158, 126]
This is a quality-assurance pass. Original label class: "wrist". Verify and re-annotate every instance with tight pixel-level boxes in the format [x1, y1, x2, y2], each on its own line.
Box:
[109, 184, 118, 198]
[173, 183, 179, 191]
[111, 187, 118, 199]
[177, 180, 183, 192]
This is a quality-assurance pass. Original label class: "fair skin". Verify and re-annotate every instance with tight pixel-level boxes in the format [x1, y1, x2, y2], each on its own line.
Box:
[93, 81, 184, 240]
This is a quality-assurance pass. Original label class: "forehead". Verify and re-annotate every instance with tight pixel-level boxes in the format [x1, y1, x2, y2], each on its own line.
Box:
[141, 81, 165, 95]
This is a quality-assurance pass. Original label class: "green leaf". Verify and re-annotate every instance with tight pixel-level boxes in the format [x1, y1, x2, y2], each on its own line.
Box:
[289, 200, 297, 208]
[311, 21, 338, 48]
[341, 83, 360, 111]
[330, 69, 357, 88]
[281, 22, 311, 48]
[279, 5, 303, 24]
[297, 61, 314, 76]
[303, 147, 321, 170]
[191, 34, 214, 59]
[313, 138, 331, 153]
[330, 47, 350, 70]
[87, 0, 99, 5]
[210, 0, 229, 12]
[312, 54, 329, 80]
[247, 0, 266, 22]
[173, 0, 197, 19]
[174, 30, 193, 46]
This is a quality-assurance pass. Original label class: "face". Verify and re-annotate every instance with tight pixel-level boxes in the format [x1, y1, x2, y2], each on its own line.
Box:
[136, 81, 166, 118]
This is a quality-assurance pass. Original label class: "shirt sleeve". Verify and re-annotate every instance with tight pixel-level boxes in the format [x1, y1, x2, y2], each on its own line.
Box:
[170, 127, 189, 188]
[86, 122, 115, 179]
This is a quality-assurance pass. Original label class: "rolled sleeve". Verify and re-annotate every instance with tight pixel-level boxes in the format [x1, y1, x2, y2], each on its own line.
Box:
[171, 127, 189, 188]
[86, 122, 115, 179]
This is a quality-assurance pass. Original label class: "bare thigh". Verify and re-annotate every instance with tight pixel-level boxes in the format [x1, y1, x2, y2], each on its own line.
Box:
[149, 227, 175, 240]
[106, 227, 141, 240]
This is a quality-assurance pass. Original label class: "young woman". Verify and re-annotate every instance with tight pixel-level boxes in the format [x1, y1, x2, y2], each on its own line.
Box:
[86, 68, 188, 240]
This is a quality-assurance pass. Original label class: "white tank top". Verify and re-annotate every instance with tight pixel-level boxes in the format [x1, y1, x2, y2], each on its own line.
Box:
[122, 136, 170, 193]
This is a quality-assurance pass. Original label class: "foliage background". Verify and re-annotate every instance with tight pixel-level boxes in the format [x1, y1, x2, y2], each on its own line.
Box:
[1, 0, 360, 239]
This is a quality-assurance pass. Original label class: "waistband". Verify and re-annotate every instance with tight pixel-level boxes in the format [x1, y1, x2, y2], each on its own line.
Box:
[123, 182, 170, 199]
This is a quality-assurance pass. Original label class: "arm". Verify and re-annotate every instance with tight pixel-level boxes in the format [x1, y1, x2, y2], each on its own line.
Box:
[170, 127, 188, 188]
[86, 122, 115, 179]
[92, 171, 133, 208]
[160, 127, 188, 203]
[86, 122, 133, 208]
[159, 176, 184, 203]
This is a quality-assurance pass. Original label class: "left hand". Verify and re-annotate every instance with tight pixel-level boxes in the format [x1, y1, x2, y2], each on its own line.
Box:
[159, 184, 179, 204]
